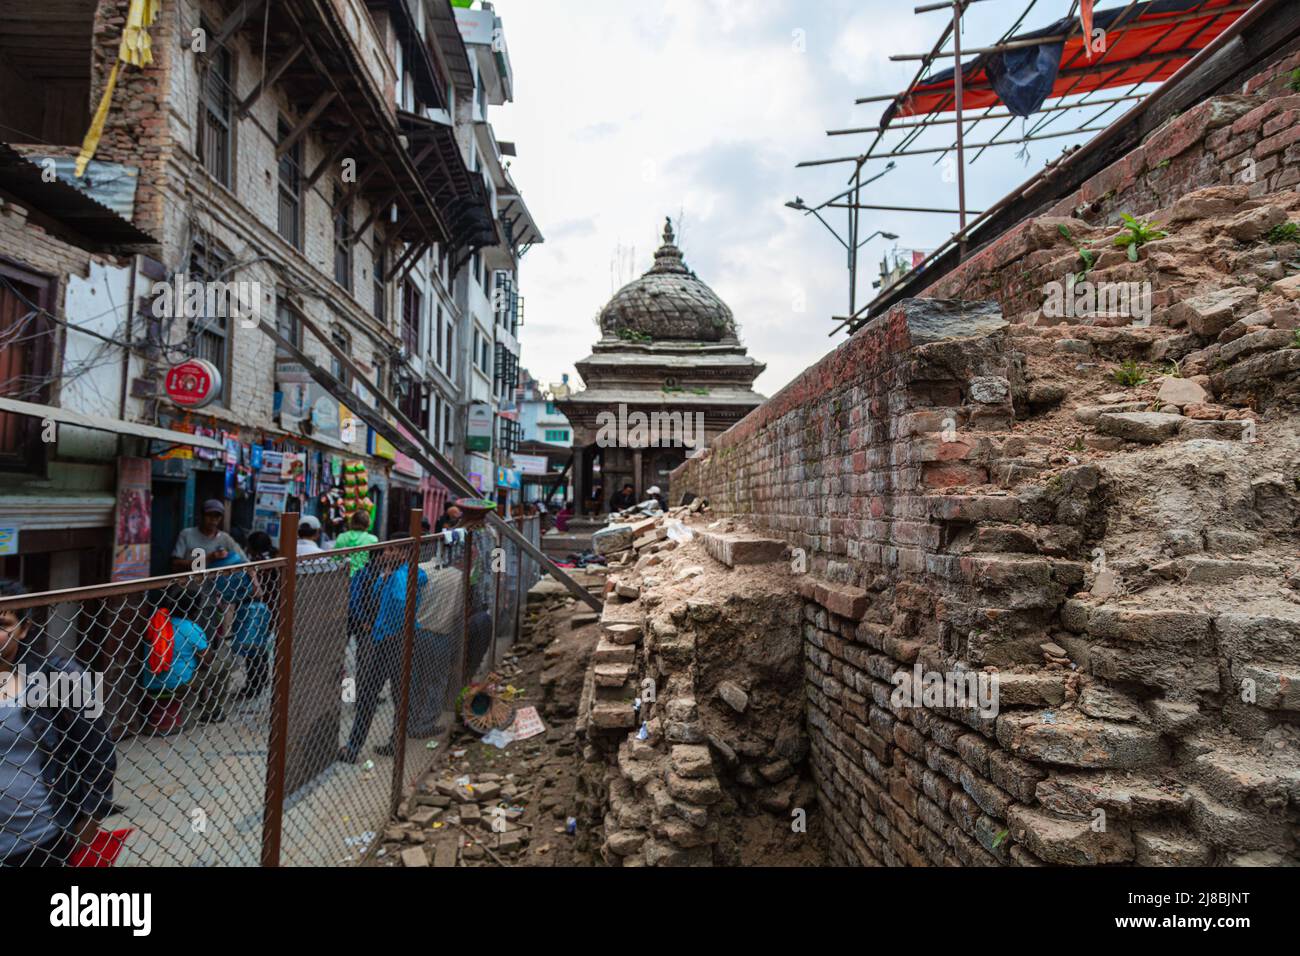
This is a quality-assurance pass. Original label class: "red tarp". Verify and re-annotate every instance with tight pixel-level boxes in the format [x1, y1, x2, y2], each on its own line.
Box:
[888, 0, 1245, 121]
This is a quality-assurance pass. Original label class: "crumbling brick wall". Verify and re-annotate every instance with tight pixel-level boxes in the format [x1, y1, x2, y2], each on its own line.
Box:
[676, 279, 1300, 865]
[918, 48, 1300, 325]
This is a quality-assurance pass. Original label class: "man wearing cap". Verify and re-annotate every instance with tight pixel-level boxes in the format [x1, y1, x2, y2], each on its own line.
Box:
[170, 499, 244, 724]
[172, 500, 247, 572]
[296, 514, 326, 555]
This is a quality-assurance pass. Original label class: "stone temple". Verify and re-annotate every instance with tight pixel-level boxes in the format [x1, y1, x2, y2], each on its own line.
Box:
[557, 219, 766, 516]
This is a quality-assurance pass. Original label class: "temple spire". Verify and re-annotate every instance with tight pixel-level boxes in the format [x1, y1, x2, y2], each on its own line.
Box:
[663, 216, 675, 246]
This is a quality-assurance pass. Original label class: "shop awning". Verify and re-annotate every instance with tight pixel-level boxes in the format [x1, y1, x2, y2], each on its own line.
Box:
[883, 0, 1247, 123]
[0, 398, 225, 451]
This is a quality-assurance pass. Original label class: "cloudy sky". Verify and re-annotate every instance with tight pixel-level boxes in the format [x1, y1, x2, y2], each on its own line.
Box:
[488, 0, 1129, 398]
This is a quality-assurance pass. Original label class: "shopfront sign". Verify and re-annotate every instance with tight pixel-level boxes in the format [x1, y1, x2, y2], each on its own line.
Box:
[495, 467, 521, 490]
[467, 403, 493, 453]
[164, 359, 221, 409]
[513, 454, 549, 476]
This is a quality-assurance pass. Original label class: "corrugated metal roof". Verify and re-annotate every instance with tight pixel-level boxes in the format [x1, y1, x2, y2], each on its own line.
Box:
[27, 155, 140, 221]
[0, 145, 157, 250]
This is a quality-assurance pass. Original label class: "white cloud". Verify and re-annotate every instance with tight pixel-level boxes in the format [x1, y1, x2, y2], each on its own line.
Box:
[487, 0, 1126, 396]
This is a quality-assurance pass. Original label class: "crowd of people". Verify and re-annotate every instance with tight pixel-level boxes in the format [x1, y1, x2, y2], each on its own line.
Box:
[0, 496, 506, 866]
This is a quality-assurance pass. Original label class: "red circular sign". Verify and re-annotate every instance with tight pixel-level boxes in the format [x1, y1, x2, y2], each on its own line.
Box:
[165, 359, 221, 409]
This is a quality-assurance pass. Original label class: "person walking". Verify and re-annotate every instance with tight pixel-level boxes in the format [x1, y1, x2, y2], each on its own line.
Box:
[338, 561, 427, 763]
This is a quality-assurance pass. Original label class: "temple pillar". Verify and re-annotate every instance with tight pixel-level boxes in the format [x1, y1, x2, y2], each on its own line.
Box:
[572, 444, 587, 516]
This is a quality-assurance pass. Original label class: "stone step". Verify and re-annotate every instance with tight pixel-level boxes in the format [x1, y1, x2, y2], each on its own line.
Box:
[698, 529, 786, 567]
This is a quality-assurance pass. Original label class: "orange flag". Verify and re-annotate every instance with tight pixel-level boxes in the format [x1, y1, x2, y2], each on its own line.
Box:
[1081, 0, 1097, 60]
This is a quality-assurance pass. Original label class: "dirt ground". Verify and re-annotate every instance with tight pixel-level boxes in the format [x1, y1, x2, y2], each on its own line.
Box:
[371, 555, 829, 867]
[369, 589, 601, 867]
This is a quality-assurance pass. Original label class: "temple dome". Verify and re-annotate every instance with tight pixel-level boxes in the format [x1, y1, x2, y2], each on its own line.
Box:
[598, 218, 737, 343]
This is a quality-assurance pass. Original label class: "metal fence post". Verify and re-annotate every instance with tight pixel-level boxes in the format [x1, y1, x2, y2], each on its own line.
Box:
[513, 539, 524, 647]
[388, 508, 422, 819]
[461, 529, 474, 685]
[261, 511, 298, 867]
[491, 526, 504, 671]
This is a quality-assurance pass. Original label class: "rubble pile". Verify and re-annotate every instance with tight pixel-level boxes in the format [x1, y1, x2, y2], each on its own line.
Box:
[374, 594, 594, 868]
[573, 503, 828, 866]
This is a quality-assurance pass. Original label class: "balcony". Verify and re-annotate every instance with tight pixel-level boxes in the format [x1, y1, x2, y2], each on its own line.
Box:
[330, 0, 397, 117]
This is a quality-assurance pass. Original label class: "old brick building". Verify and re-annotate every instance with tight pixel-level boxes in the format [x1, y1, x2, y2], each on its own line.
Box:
[0, 0, 539, 588]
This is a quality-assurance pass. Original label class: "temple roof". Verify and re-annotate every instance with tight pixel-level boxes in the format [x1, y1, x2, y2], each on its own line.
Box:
[598, 218, 738, 344]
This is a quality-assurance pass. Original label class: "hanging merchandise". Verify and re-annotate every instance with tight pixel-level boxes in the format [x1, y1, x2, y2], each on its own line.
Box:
[340, 459, 372, 517]
[319, 486, 347, 536]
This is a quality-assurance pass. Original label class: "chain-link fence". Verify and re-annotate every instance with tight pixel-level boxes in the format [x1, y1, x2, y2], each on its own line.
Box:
[0, 511, 542, 867]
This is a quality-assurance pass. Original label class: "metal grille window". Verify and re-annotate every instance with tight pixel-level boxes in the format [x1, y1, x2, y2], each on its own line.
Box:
[331, 329, 352, 387]
[200, 29, 233, 187]
[277, 118, 303, 248]
[401, 282, 421, 356]
[274, 294, 300, 360]
[373, 252, 386, 324]
[188, 243, 230, 407]
[333, 187, 352, 292]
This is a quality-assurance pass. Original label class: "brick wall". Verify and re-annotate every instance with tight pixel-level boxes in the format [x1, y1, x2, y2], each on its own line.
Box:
[670, 51, 1300, 867]
[917, 48, 1300, 325]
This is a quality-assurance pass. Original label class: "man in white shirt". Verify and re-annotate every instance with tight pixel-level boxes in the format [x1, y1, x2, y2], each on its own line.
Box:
[296, 515, 325, 555]
[172, 500, 246, 571]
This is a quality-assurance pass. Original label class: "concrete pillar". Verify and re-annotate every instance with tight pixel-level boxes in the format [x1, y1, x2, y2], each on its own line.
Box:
[633, 449, 643, 501]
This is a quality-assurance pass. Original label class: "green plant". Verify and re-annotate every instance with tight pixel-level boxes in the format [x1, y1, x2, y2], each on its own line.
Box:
[617, 328, 652, 343]
[1164, 360, 1182, 378]
[1113, 213, 1167, 262]
[1292, 329, 1300, 349]
[1112, 359, 1148, 387]
[1059, 223, 1099, 282]
[1267, 222, 1300, 244]
[1290, 68, 1300, 93]
[992, 829, 1010, 850]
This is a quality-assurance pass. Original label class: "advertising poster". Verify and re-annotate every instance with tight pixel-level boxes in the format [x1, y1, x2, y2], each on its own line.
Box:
[111, 458, 152, 581]
[281, 451, 306, 481]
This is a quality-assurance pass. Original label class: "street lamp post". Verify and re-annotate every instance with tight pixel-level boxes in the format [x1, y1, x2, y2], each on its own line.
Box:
[785, 162, 898, 316]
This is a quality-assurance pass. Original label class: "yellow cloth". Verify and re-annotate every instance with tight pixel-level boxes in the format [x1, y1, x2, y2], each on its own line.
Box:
[75, 0, 162, 177]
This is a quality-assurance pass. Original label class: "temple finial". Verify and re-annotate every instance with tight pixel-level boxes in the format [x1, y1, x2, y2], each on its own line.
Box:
[663, 217, 675, 245]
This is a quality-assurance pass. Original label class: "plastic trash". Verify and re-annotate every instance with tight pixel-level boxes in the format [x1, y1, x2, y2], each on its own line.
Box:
[664, 519, 694, 544]
[565, 817, 577, 835]
[637, 722, 649, 741]
[482, 728, 515, 749]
